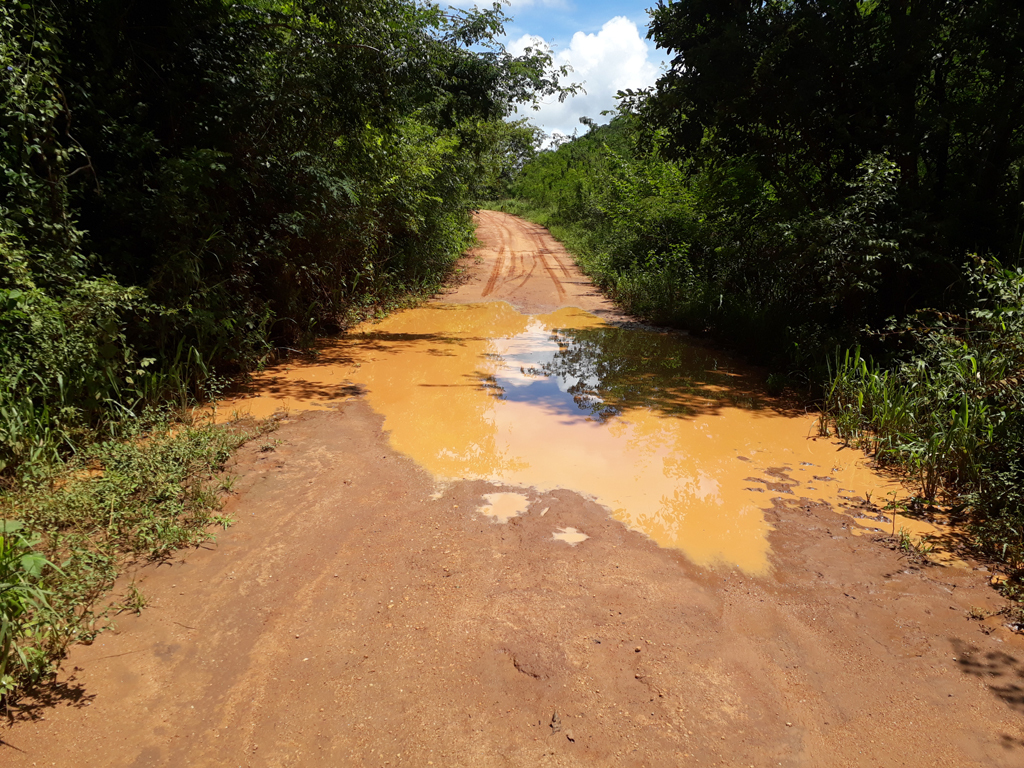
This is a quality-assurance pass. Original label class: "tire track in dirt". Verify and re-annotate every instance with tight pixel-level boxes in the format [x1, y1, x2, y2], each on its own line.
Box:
[535, 230, 573, 279]
[481, 220, 510, 297]
[441, 210, 629, 318]
[506, 251, 522, 281]
[535, 249, 567, 300]
[551, 250, 574, 278]
[511, 254, 537, 292]
[527, 229, 568, 299]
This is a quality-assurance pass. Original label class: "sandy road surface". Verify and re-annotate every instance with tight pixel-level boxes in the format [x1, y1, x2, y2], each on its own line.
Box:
[444, 210, 622, 317]
[3, 213, 1024, 767]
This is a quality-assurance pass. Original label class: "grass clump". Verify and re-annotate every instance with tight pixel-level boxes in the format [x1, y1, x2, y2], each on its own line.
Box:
[0, 413, 264, 701]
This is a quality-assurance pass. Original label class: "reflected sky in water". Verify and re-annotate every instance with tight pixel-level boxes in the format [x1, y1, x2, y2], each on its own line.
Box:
[328, 303, 902, 575]
[216, 301, 908, 574]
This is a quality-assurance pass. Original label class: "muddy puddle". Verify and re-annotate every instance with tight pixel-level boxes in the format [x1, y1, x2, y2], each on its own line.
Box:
[216, 302, 950, 575]
[477, 492, 531, 523]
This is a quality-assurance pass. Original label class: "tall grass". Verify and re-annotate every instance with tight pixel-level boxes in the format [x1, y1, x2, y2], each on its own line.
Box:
[822, 346, 987, 501]
[821, 260, 1024, 571]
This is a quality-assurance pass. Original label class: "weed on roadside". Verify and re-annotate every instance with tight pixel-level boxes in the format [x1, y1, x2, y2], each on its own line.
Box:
[0, 413, 267, 702]
[967, 606, 996, 621]
[119, 582, 148, 616]
[1000, 604, 1024, 632]
[897, 526, 914, 552]
[0, 520, 54, 699]
[887, 526, 936, 563]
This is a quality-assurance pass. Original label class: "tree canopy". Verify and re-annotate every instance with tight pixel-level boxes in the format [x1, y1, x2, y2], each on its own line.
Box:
[646, 0, 1024, 260]
[0, 0, 568, 474]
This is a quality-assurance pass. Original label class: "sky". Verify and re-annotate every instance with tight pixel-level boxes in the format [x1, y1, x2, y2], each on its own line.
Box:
[455, 0, 669, 140]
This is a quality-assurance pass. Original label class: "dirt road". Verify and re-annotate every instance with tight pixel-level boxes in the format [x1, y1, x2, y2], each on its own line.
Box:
[444, 210, 622, 316]
[4, 211, 1023, 767]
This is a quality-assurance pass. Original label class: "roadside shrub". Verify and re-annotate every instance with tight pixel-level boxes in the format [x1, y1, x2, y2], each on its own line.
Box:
[973, 426, 1024, 568]
[822, 259, 1024, 569]
[0, 521, 54, 698]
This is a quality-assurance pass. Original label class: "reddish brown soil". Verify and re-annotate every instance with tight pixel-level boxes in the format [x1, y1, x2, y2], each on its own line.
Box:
[3, 213, 1023, 767]
[444, 210, 624, 317]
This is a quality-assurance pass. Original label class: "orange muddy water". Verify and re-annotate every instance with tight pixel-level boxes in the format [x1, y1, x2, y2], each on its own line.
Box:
[218, 301, 919, 575]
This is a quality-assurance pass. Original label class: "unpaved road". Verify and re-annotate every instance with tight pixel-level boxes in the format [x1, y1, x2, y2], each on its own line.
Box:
[444, 210, 623, 317]
[4, 211, 1024, 767]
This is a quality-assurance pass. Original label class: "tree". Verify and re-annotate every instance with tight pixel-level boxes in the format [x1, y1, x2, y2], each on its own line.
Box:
[646, 0, 1024, 259]
[0, 0, 575, 475]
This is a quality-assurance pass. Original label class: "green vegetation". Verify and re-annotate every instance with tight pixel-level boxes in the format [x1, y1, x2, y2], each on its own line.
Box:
[493, 2, 1024, 573]
[896, 527, 935, 559]
[1, 0, 570, 480]
[824, 259, 1024, 568]
[0, 0, 570, 697]
[0, 413, 260, 697]
[1, 520, 51, 697]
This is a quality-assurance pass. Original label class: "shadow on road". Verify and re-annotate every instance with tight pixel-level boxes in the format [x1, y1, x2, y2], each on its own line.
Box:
[953, 637, 1024, 715]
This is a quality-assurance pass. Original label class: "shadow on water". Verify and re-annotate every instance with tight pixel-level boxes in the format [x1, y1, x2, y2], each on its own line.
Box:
[534, 324, 800, 422]
[224, 301, 806, 427]
[315, 323, 793, 424]
[232, 378, 365, 404]
[223, 329, 487, 403]
[349, 331, 487, 349]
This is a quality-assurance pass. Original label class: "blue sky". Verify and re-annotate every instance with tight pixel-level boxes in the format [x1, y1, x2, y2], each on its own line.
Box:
[456, 0, 669, 138]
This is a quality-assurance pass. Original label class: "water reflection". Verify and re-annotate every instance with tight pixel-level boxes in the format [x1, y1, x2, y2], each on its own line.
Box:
[339, 303, 903, 575]
[513, 323, 767, 421]
[218, 302, 907, 575]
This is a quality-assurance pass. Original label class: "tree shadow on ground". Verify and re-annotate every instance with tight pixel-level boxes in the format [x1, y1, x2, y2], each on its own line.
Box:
[952, 638, 1024, 714]
[950, 637, 1024, 755]
[3, 673, 94, 727]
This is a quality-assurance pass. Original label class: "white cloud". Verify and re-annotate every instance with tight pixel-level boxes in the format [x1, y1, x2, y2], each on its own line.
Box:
[508, 17, 662, 138]
[448, 0, 569, 8]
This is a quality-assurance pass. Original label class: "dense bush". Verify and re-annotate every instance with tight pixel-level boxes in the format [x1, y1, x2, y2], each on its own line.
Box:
[0, 0, 570, 696]
[0, 0, 569, 479]
[824, 260, 1024, 566]
[503, 121, 901, 368]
